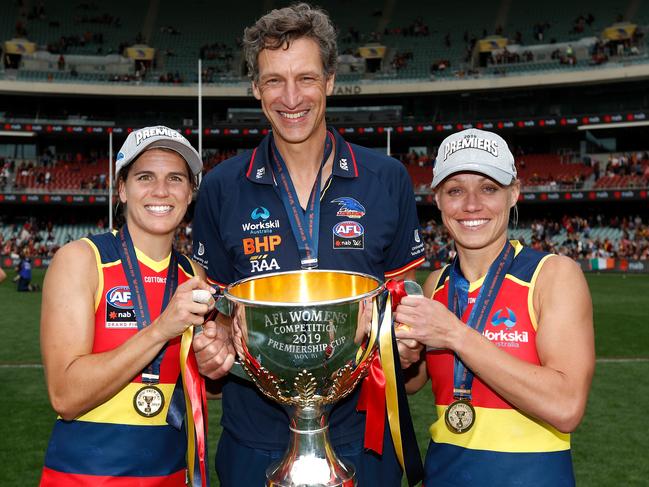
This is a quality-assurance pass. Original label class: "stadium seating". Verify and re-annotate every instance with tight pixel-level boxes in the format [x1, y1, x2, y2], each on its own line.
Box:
[516, 154, 593, 187]
[594, 174, 649, 188]
[0, 222, 101, 247]
[2, 0, 648, 85]
[14, 159, 109, 191]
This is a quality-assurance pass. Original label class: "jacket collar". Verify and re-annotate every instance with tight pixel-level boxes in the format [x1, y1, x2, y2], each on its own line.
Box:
[245, 128, 359, 185]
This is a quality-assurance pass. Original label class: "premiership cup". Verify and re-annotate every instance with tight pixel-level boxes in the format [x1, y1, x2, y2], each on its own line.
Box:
[223, 269, 386, 487]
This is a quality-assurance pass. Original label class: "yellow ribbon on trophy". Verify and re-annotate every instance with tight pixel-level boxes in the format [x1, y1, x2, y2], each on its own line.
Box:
[357, 282, 423, 486]
[179, 326, 209, 487]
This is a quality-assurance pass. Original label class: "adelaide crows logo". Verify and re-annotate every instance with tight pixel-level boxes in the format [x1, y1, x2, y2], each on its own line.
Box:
[331, 197, 365, 218]
[491, 307, 517, 328]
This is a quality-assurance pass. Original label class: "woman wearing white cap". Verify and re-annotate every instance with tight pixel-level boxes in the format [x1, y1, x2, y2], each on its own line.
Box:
[395, 129, 594, 486]
[40, 126, 234, 486]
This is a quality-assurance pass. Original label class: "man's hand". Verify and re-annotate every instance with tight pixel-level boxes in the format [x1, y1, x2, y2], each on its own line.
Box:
[396, 330, 424, 369]
[192, 312, 236, 379]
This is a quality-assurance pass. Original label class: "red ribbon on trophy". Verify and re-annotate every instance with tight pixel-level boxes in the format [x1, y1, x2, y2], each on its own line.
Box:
[180, 328, 209, 487]
[356, 279, 423, 486]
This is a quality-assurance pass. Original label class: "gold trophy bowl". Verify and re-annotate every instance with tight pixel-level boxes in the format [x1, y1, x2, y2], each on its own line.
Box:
[224, 269, 384, 487]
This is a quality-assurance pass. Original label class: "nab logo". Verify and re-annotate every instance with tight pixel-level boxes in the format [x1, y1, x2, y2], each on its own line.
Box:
[333, 221, 364, 238]
[339, 158, 349, 171]
[251, 207, 270, 220]
[491, 308, 517, 328]
[256, 167, 265, 179]
[107, 286, 133, 309]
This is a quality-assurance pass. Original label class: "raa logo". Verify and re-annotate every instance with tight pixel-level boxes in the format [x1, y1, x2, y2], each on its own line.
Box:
[491, 307, 517, 328]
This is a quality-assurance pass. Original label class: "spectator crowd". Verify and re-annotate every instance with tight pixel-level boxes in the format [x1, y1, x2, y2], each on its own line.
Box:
[4, 214, 647, 271]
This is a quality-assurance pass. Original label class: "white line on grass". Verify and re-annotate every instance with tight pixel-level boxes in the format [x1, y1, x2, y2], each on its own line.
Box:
[596, 357, 649, 363]
[0, 364, 43, 368]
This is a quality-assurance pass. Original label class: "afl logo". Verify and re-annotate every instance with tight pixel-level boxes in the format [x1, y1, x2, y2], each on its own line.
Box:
[107, 286, 133, 309]
[333, 221, 364, 238]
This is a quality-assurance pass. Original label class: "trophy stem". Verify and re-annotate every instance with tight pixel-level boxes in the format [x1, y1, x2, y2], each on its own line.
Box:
[266, 404, 356, 487]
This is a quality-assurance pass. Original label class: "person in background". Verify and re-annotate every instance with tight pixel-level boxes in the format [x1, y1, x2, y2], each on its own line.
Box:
[16, 249, 33, 291]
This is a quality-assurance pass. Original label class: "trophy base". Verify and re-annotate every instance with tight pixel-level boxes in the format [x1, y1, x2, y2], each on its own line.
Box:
[265, 406, 357, 487]
[266, 458, 355, 487]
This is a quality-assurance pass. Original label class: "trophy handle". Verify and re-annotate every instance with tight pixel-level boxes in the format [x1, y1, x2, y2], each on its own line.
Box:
[403, 280, 423, 296]
[215, 295, 233, 316]
[230, 360, 251, 381]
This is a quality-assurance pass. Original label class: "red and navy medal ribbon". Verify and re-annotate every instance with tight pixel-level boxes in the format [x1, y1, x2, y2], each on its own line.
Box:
[269, 133, 333, 269]
[448, 241, 515, 400]
[116, 225, 178, 382]
[115, 226, 209, 486]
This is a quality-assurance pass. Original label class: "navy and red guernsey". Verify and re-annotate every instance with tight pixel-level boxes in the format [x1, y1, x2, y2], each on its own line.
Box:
[192, 128, 425, 452]
[41, 232, 196, 486]
[424, 242, 575, 486]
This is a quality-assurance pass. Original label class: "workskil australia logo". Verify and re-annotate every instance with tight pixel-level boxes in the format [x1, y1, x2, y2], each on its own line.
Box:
[243, 206, 280, 235]
[251, 206, 270, 220]
[484, 307, 528, 346]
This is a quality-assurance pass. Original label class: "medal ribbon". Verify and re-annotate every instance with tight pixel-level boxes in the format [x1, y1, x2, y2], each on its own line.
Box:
[116, 225, 178, 382]
[448, 241, 514, 400]
[270, 133, 333, 269]
[116, 226, 209, 485]
[357, 280, 424, 486]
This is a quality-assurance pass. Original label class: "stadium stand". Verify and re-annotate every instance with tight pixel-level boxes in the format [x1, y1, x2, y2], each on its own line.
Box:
[13, 158, 109, 191]
[2, 0, 647, 84]
[2, 214, 647, 264]
[2, 148, 646, 193]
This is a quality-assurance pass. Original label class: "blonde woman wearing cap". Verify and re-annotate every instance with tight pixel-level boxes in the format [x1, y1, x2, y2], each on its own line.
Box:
[395, 129, 594, 486]
[40, 126, 234, 486]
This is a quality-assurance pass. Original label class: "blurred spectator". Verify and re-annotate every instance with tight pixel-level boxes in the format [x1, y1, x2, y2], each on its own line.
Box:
[16, 250, 35, 291]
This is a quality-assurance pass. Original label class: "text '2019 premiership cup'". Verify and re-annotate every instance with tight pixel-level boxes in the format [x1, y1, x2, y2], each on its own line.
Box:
[223, 269, 387, 487]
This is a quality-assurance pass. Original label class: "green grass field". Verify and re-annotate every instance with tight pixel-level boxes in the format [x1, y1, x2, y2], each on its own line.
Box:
[1, 269, 648, 486]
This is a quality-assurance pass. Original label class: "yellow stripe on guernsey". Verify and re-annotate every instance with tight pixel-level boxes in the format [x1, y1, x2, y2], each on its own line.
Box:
[82, 237, 195, 311]
[82, 237, 105, 312]
[528, 253, 553, 331]
[74, 382, 176, 426]
[430, 405, 570, 452]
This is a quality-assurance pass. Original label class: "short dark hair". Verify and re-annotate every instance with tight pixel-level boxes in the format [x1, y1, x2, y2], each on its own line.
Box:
[243, 2, 338, 83]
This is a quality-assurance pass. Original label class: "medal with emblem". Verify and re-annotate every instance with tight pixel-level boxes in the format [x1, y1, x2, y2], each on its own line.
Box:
[133, 385, 165, 417]
[445, 243, 514, 435]
[445, 399, 475, 434]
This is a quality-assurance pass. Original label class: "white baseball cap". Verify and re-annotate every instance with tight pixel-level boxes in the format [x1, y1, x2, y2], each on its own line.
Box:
[115, 125, 202, 180]
[432, 128, 516, 188]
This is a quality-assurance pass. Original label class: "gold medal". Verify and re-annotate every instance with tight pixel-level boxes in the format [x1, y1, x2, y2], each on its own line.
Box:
[445, 399, 475, 434]
[133, 385, 165, 417]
